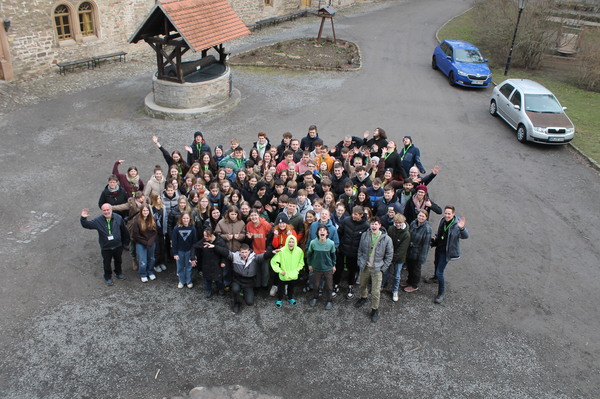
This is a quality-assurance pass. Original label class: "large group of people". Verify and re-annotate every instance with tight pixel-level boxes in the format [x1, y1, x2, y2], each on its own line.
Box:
[81, 126, 468, 322]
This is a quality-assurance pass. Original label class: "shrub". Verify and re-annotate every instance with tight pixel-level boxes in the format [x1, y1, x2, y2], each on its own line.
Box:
[472, 0, 557, 70]
[576, 27, 600, 91]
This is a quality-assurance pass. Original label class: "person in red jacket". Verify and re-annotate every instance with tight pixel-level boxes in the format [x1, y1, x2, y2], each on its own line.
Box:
[271, 213, 297, 250]
[112, 160, 144, 198]
[246, 209, 273, 290]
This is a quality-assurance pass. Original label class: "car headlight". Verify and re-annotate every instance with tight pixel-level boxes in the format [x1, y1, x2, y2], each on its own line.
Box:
[457, 70, 468, 77]
[533, 127, 547, 134]
[566, 128, 574, 134]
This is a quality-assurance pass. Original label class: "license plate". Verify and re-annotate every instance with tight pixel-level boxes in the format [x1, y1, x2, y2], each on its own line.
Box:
[548, 137, 564, 142]
[470, 80, 484, 85]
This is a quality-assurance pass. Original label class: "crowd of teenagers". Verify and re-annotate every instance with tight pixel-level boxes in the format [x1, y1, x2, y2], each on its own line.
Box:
[80, 126, 468, 322]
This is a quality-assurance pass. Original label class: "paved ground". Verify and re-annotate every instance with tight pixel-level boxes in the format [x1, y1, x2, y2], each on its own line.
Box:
[1, 0, 599, 398]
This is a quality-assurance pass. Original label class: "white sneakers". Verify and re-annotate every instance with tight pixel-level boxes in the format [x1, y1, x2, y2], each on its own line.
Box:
[141, 277, 148, 283]
[269, 285, 278, 296]
[153, 266, 162, 273]
[392, 291, 399, 302]
[187, 283, 193, 289]
[149, 274, 156, 281]
[177, 282, 184, 289]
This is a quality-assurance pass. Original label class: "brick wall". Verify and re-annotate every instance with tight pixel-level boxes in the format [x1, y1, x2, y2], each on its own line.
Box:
[0, 0, 357, 80]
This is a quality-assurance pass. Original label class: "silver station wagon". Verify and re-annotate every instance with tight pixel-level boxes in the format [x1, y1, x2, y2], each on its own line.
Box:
[489, 79, 575, 144]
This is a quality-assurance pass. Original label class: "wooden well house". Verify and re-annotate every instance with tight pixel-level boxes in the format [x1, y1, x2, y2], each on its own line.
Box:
[129, 0, 250, 83]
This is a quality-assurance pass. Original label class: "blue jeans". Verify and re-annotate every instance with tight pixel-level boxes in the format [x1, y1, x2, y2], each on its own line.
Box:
[136, 242, 156, 278]
[435, 251, 449, 291]
[176, 250, 193, 285]
[391, 263, 404, 292]
[382, 262, 403, 290]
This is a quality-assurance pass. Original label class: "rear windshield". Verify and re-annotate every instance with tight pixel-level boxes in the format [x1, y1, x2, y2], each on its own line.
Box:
[524, 94, 563, 113]
[454, 49, 485, 63]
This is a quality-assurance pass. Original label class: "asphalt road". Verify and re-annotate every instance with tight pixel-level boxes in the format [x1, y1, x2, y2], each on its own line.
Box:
[1, 0, 599, 398]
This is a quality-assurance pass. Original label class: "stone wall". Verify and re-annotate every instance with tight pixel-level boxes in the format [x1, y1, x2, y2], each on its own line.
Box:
[0, 0, 153, 79]
[0, 0, 357, 80]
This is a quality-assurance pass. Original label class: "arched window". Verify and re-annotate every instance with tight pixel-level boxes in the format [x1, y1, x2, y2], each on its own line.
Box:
[54, 4, 72, 40]
[78, 2, 96, 37]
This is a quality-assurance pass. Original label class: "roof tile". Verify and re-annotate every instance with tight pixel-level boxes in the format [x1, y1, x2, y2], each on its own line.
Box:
[159, 0, 250, 52]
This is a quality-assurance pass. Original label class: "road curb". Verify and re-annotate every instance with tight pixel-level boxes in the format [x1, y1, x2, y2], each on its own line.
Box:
[435, 7, 473, 43]
[436, 7, 600, 172]
[568, 142, 600, 171]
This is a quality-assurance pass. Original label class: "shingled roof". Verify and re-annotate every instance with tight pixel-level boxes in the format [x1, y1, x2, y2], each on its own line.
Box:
[129, 0, 250, 52]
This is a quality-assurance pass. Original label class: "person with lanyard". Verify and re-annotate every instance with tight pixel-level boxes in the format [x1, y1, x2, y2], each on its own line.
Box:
[80, 204, 130, 286]
[354, 216, 394, 323]
[399, 136, 426, 177]
[253, 131, 271, 158]
[218, 146, 247, 173]
[380, 140, 403, 179]
[184, 131, 211, 166]
[428, 206, 469, 304]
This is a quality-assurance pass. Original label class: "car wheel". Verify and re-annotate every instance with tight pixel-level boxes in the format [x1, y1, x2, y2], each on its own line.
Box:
[432, 56, 437, 70]
[448, 71, 455, 86]
[517, 124, 528, 143]
[489, 100, 497, 116]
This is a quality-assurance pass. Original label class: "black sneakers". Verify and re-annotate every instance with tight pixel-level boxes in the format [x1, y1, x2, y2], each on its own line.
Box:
[434, 291, 445, 304]
[354, 297, 367, 308]
[371, 309, 379, 323]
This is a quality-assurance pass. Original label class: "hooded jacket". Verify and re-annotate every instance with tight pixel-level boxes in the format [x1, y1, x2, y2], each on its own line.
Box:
[215, 246, 274, 279]
[270, 235, 305, 281]
[357, 228, 394, 274]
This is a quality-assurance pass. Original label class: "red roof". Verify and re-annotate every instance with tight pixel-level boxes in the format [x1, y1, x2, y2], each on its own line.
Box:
[130, 0, 250, 52]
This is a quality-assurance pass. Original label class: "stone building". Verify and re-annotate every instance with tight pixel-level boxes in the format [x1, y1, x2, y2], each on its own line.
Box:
[0, 0, 357, 81]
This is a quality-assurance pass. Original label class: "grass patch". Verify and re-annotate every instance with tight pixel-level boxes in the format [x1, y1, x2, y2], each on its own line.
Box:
[441, 8, 600, 162]
[438, 10, 477, 43]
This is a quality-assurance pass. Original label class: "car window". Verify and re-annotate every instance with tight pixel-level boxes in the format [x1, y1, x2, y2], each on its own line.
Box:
[440, 42, 449, 54]
[455, 49, 485, 63]
[524, 94, 564, 113]
[499, 83, 514, 99]
[510, 91, 522, 107]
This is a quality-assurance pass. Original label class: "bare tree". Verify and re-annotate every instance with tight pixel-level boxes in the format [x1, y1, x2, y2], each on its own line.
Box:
[472, 0, 557, 70]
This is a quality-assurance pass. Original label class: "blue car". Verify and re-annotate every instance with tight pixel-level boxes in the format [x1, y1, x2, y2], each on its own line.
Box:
[432, 39, 492, 88]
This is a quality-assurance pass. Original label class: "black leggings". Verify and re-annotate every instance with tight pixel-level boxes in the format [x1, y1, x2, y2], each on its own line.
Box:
[333, 255, 358, 286]
[275, 274, 297, 300]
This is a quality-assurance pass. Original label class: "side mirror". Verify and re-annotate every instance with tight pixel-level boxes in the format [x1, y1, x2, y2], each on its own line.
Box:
[513, 104, 521, 110]
[562, 106, 567, 111]
[446, 55, 452, 61]
[484, 58, 489, 62]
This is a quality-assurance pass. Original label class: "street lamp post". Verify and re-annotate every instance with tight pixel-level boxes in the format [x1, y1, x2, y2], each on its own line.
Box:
[504, 0, 527, 76]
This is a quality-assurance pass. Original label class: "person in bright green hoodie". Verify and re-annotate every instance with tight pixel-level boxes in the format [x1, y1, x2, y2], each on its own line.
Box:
[270, 235, 305, 308]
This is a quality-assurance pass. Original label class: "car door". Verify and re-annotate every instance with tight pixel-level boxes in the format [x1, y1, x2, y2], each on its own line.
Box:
[505, 89, 522, 127]
[495, 83, 515, 125]
[438, 42, 451, 75]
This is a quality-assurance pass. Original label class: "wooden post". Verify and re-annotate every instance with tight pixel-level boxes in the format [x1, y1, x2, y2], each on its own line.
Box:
[0, 25, 14, 81]
[317, 17, 326, 42]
